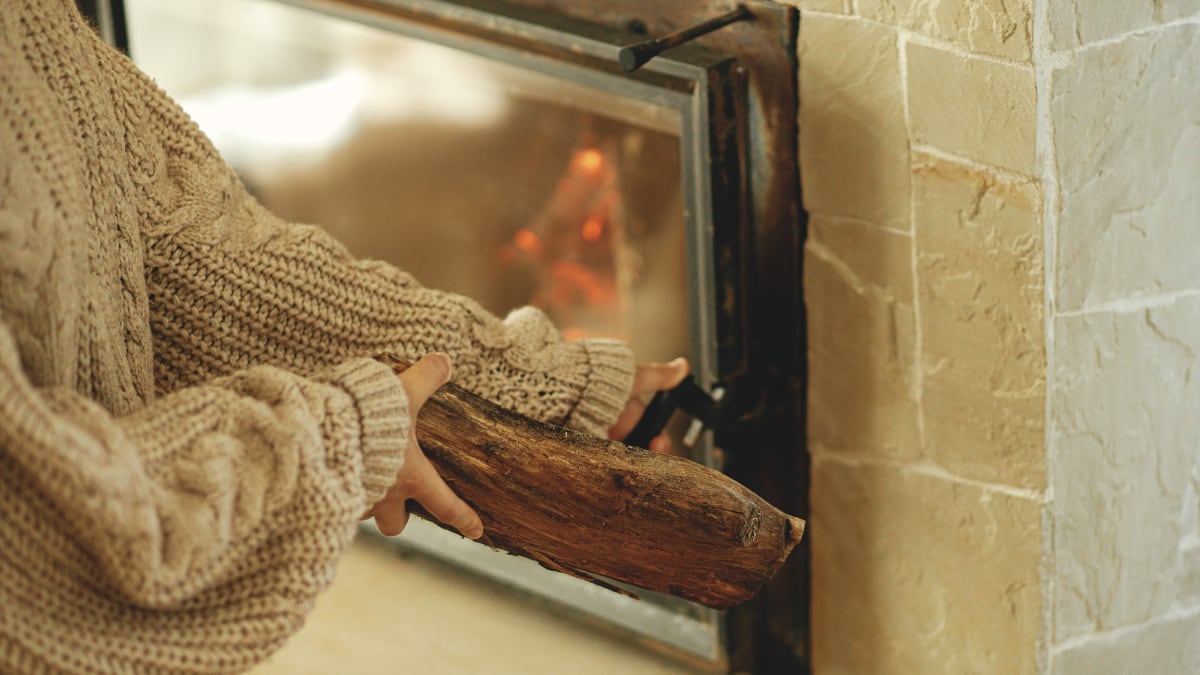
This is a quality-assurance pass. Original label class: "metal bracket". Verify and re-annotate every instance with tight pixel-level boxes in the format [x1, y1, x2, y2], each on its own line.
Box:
[626, 374, 742, 450]
[617, 5, 752, 72]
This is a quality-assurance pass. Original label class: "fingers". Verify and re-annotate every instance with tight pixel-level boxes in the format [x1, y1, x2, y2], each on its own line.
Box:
[371, 447, 483, 540]
[408, 454, 484, 540]
[372, 497, 411, 537]
[397, 353, 453, 411]
[631, 357, 689, 396]
[370, 352, 481, 540]
[648, 433, 672, 454]
[608, 357, 690, 443]
[607, 396, 646, 442]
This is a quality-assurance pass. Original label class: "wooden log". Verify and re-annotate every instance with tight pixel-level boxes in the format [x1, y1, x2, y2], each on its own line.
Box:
[376, 355, 805, 610]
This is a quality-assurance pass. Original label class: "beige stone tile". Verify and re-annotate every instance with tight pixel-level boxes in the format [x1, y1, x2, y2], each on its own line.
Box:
[1049, 0, 1200, 50]
[1184, 544, 1200, 612]
[858, 0, 1033, 61]
[799, 14, 911, 231]
[252, 539, 705, 674]
[906, 42, 1036, 174]
[1051, 298, 1200, 641]
[1051, 24, 1200, 311]
[811, 460, 1042, 675]
[1051, 611, 1200, 675]
[913, 152, 1045, 489]
[805, 216, 920, 458]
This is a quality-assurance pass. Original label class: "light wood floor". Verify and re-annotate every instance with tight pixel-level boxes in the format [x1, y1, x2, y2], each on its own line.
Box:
[251, 537, 704, 674]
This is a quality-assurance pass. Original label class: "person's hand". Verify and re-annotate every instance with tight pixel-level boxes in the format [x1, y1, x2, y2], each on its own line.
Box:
[365, 353, 484, 540]
[607, 357, 690, 453]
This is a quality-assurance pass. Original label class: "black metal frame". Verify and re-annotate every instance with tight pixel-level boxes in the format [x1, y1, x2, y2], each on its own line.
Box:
[74, 0, 129, 53]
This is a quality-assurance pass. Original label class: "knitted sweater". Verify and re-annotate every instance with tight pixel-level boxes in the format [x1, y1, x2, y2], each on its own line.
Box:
[0, 2, 635, 672]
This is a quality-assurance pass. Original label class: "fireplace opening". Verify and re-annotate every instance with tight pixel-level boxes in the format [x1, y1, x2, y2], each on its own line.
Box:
[120, 0, 805, 671]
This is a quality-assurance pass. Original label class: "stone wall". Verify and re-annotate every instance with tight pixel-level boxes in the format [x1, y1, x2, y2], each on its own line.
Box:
[1043, 2, 1200, 672]
[790, 0, 1200, 672]
[785, 1, 1046, 672]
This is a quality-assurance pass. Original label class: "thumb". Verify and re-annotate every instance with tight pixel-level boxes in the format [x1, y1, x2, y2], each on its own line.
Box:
[632, 357, 690, 395]
[399, 353, 453, 410]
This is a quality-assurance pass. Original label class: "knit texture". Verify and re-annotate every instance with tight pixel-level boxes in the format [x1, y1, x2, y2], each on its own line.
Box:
[0, 2, 636, 673]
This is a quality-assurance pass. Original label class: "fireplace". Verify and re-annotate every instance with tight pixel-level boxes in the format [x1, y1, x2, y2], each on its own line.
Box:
[116, 0, 805, 670]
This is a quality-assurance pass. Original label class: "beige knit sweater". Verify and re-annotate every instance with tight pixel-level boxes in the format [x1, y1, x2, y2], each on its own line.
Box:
[0, 2, 635, 672]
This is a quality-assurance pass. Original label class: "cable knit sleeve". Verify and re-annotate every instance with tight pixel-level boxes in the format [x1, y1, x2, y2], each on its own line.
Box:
[0, 321, 408, 670]
[1, 324, 409, 601]
[113, 51, 636, 438]
[144, 209, 635, 437]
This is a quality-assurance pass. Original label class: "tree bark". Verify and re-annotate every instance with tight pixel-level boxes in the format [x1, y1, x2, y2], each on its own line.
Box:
[377, 355, 805, 610]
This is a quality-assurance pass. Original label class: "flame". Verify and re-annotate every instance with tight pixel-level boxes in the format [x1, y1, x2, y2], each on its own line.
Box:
[547, 260, 615, 306]
[501, 143, 629, 343]
[571, 148, 605, 176]
[513, 228, 544, 257]
[581, 217, 604, 242]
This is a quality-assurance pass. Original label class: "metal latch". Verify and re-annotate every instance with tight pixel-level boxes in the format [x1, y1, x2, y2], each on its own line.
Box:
[626, 374, 733, 450]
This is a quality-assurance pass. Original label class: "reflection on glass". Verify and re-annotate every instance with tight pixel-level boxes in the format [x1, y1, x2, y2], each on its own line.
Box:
[128, 0, 689, 369]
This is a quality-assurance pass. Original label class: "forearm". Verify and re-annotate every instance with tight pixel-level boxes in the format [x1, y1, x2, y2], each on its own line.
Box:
[145, 202, 635, 436]
[0, 331, 406, 607]
[0, 353, 399, 673]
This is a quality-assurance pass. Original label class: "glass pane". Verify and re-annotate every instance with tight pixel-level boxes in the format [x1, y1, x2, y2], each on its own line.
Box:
[127, 0, 689, 367]
[126, 0, 716, 663]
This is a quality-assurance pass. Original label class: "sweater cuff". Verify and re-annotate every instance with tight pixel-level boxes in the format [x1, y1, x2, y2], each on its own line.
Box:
[564, 339, 636, 437]
[324, 358, 410, 505]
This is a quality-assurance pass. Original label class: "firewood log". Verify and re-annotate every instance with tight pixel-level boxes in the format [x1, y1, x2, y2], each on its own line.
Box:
[376, 354, 805, 610]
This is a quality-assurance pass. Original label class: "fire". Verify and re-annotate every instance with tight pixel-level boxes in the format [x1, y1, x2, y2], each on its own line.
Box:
[499, 140, 629, 343]
[513, 228, 544, 257]
[581, 217, 604, 242]
[571, 147, 605, 176]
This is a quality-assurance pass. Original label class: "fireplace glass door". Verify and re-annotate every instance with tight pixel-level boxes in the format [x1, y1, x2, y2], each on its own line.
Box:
[126, 0, 743, 665]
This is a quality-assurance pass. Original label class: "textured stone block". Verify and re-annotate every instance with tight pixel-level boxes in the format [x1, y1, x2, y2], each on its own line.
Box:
[906, 42, 1036, 174]
[1051, 611, 1200, 675]
[1049, 0, 1200, 50]
[858, 0, 1033, 61]
[811, 460, 1041, 675]
[1184, 544, 1200, 606]
[1052, 24, 1200, 311]
[913, 152, 1044, 489]
[805, 216, 920, 457]
[1051, 297, 1200, 640]
[799, 15, 911, 231]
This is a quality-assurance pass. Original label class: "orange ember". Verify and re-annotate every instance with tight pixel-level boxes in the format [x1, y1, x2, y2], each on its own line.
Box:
[513, 228, 544, 257]
[581, 217, 604, 242]
[571, 148, 605, 176]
